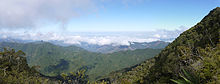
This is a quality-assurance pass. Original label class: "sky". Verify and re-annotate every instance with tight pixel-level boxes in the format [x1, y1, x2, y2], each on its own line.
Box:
[66, 0, 220, 32]
[0, 0, 219, 45]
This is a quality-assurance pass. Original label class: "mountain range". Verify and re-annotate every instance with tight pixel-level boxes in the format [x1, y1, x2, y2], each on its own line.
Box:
[0, 37, 169, 53]
[74, 41, 169, 53]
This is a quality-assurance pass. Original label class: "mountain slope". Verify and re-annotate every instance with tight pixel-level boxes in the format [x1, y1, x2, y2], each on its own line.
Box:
[0, 48, 96, 84]
[108, 7, 220, 84]
[0, 48, 57, 83]
[146, 7, 220, 83]
[0, 41, 162, 81]
[0, 41, 86, 70]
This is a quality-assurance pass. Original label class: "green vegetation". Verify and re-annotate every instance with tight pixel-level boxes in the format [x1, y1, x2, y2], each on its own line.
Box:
[108, 7, 220, 84]
[59, 70, 89, 84]
[0, 48, 107, 84]
[170, 69, 200, 84]
[0, 41, 161, 81]
[0, 48, 55, 83]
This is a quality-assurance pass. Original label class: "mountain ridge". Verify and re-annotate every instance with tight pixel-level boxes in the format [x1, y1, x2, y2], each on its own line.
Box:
[0, 37, 169, 53]
[108, 7, 220, 84]
[74, 41, 169, 53]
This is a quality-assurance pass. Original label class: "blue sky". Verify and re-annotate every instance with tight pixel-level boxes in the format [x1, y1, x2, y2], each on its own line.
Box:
[64, 0, 220, 32]
[0, 0, 219, 32]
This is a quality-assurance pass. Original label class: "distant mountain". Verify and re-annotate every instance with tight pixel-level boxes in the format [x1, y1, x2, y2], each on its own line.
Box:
[108, 7, 220, 83]
[0, 37, 169, 53]
[75, 41, 169, 53]
[0, 37, 33, 43]
[129, 41, 169, 49]
[0, 41, 162, 81]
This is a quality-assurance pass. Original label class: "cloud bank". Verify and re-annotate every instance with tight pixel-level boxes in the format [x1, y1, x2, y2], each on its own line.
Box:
[0, 26, 189, 45]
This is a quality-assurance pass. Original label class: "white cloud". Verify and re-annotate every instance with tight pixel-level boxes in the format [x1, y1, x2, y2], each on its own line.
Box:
[0, 0, 96, 29]
[153, 34, 161, 38]
[0, 26, 189, 45]
[0, 0, 145, 29]
[2, 35, 7, 39]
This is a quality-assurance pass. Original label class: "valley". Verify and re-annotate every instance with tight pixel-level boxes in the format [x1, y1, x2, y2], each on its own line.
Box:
[0, 41, 164, 80]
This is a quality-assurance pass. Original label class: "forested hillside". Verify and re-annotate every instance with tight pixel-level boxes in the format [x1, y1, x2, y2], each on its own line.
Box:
[0, 48, 105, 84]
[0, 41, 161, 81]
[108, 7, 220, 84]
[0, 48, 55, 83]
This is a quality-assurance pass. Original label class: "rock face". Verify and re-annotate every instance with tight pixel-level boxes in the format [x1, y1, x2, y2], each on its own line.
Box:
[109, 7, 220, 84]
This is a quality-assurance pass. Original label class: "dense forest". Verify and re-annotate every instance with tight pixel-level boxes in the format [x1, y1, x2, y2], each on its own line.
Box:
[107, 7, 220, 84]
[0, 48, 106, 84]
[0, 41, 162, 81]
[0, 48, 55, 83]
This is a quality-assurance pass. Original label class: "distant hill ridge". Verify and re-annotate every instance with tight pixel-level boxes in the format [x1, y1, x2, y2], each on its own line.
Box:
[0, 37, 169, 53]
[75, 41, 169, 53]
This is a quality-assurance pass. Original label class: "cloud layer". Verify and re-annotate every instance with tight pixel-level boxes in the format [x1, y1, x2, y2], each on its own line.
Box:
[0, 26, 188, 45]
